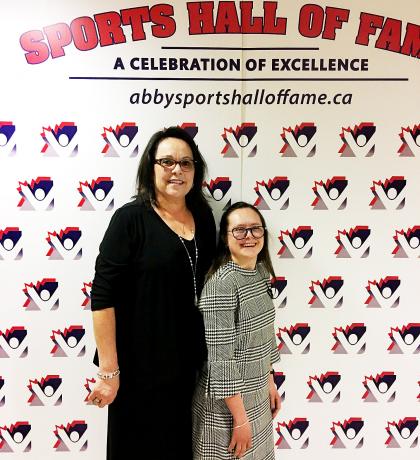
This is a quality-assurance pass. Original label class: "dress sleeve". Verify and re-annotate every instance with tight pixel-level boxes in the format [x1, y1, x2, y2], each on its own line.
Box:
[199, 275, 245, 399]
[91, 206, 139, 310]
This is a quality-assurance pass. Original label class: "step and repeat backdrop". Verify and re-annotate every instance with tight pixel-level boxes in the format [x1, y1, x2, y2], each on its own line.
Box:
[1, 0, 419, 458]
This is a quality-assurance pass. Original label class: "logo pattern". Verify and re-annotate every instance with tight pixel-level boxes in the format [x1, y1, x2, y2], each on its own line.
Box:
[221, 123, 257, 157]
[393, 226, 420, 258]
[276, 418, 309, 449]
[41, 122, 78, 157]
[0, 227, 23, 260]
[331, 418, 365, 448]
[101, 122, 139, 157]
[0, 121, 16, 156]
[362, 372, 396, 402]
[17, 177, 54, 210]
[335, 226, 371, 258]
[277, 324, 311, 354]
[339, 122, 376, 157]
[46, 227, 82, 260]
[332, 324, 367, 354]
[365, 277, 400, 308]
[27, 375, 63, 406]
[307, 372, 341, 402]
[370, 176, 406, 210]
[0, 422, 31, 453]
[0, 327, 28, 358]
[280, 123, 317, 157]
[81, 282, 92, 310]
[254, 177, 290, 210]
[270, 277, 287, 309]
[385, 418, 419, 448]
[278, 227, 313, 258]
[309, 277, 343, 308]
[312, 176, 348, 210]
[78, 177, 114, 211]
[388, 324, 420, 354]
[53, 421, 88, 451]
[398, 124, 420, 157]
[23, 278, 59, 311]
[50, 326, 86, 357]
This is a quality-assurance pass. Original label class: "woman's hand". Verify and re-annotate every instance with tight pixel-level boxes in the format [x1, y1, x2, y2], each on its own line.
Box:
[268, 374, 281, 419]
[88, 375, 119, 408]
[228, 420, 252, 458]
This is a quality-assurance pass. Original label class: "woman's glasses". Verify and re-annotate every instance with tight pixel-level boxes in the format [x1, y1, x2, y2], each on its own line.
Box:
[229, 226, 265, 240]
[155, 158, 196, 172]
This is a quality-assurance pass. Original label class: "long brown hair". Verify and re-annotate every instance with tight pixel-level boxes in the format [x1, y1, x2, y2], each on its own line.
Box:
[207, 201, 275, 278]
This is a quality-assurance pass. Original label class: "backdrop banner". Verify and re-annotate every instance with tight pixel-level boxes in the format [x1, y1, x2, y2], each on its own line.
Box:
[1, 1, 419, 458]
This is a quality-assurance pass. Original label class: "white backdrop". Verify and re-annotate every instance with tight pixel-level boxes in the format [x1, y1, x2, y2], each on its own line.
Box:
[1, 1, 419, 459]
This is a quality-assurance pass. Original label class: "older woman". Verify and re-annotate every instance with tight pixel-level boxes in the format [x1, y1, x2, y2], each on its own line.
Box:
[193, 202, 281, 460]
[89, 127, 216, 460]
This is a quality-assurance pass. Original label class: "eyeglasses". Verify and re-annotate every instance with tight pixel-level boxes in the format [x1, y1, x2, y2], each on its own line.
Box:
[155, 158, 196, 172]
[229, 226, 265, 240]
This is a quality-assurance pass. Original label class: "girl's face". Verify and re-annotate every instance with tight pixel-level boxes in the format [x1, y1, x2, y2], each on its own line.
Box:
[226, 207, 265, 269]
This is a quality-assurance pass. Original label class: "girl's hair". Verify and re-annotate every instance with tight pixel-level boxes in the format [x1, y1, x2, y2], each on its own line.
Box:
[207, 201, 275, 278]
[134, 126, 209, 211]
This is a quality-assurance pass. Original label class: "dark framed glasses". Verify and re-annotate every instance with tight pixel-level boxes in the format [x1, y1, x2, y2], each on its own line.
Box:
[154, 158, 196, 172]
[229, 226, 265, 240]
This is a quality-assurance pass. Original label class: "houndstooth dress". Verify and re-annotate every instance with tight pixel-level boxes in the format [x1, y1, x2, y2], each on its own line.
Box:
[192, 261, 280, 460]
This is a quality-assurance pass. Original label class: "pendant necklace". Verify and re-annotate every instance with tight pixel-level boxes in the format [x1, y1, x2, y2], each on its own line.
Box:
[178, 232, 198, 306]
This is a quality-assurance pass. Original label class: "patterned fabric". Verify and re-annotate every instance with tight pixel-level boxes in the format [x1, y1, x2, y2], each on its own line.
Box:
[193, 261, 280, 460]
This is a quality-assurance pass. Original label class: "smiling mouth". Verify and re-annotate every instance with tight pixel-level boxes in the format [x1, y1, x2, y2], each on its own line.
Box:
[241, 242, 257, 247]
[168, 179, 184, 185]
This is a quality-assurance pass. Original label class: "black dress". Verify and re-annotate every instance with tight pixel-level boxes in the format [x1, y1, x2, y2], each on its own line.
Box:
[91, 200, 216, 460]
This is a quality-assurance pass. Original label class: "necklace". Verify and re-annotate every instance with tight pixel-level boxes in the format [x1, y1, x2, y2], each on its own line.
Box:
[178, 234, 198, 306]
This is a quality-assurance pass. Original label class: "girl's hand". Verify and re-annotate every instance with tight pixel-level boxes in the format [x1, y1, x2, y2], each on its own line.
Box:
[88, 376, 119, 408]
[228, 420, 252, 458]
[268, 374, 281, 419]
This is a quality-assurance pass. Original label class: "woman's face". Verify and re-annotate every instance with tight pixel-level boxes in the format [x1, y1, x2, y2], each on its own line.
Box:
[153, 137, 195, 203]
[226, 207, 265, 269]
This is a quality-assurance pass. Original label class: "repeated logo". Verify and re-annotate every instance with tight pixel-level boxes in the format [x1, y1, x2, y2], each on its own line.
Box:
[41, 122, 78, 157]
[278, 227, 313, 258]
[332, 324, 367, 354]
[307, 372, 341, 403]
[273, 371, 286, 402]
[335, 226, 371, 258]
[101, 122, 139, 157]
[23, 278, 59, 311]
[312, 176, 348, 210]
[46, 227, 82, 260]
[393, 226, 420, 258]
[78, 177, 114, 211]
[277, 324, 311, 354]
[385, 418, 419, 448]
[370, 176, 406, 210]
[0, 121, 16, 156]
[203, 177, 232, 213]
[270, 277, 287, 309]
[276, 418, 309, 449]
[388, 324, 420, 354]
[309, 277, 343, 309]
[50, 326, 86, 357]
[362, 372, 396, 402]
[221, 123, 257, 157]
[280, 123, 317, 157]
[331, 418, 365, 448]
[0, 422, 31, 453]
[0, 327, 28, 358]
[53, 420, 88, 451]
[27, 375, 63, 406]
[339, 122, 376, 157]
[84, 377, 96, 403]
[365, 277, 400, 308]
[254, 177, 290, 210]
[81, 282, 92, 310]
[398, 124, 420, 157]
[178, 122, 198, 139]
[0, 227, 23, 260]
[0, 376, 4, 406]
[17, 176, 54, 211]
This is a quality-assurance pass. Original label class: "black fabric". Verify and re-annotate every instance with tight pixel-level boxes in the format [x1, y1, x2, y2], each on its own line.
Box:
[91, 200, 216, 459]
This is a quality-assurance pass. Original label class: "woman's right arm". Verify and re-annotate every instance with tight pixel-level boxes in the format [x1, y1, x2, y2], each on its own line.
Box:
[88, 308, 119, 408]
